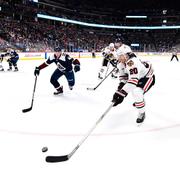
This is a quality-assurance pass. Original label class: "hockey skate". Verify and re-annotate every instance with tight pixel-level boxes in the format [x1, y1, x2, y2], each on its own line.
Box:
[98, 72, 103, 80]
[7, 67, 12, 71]
[98, 66, 107, 80]
[136, 112, 146, 124]
[14, 67, 19, 72]
[69, 86, 73, 90]
[54, 86, 63, 95]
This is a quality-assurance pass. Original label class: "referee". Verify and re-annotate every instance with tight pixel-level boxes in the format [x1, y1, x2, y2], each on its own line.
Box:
[170, 49, 179, 61]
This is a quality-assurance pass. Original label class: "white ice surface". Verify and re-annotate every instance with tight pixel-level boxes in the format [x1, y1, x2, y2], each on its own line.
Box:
[0, 56, 180, 180]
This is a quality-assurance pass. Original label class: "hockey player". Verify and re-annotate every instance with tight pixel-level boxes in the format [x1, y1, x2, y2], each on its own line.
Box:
[112, 49, 155, 124]
[4, 49, 19, 71]
[98, 43, 118, 79]
[115, 38, 136, 58]
[0, 54, 4, 71]
[92, 49, 96, 58]
[34, 47, 80, 95]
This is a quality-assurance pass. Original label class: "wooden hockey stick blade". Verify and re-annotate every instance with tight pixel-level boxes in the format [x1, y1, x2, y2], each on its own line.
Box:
[22, 107, 32, 113]
[87, 87, 95, 90]
[46, 155, 69, 163]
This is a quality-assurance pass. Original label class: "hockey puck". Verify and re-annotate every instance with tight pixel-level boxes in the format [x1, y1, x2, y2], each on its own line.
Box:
[42, 147, 48, 153]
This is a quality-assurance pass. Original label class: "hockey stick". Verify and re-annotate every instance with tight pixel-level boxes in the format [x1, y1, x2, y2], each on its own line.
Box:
[45, 102, 114, 163]
[22, 76, 38, 113]
[87, 67, 116, 91]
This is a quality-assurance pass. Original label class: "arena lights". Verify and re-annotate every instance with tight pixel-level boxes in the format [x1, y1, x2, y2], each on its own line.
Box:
[37, 14, 180, 30]
[126, 16, 147, 18]
[131, 43, 140, 47]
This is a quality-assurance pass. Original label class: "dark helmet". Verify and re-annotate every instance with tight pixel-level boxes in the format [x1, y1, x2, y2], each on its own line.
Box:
[115, 38, 123, 44]
[54, 46, 62, 52]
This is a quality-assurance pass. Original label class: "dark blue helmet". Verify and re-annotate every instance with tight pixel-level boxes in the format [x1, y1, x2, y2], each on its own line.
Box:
[115, 38, 123, 43]
[54, 47, 62, 52]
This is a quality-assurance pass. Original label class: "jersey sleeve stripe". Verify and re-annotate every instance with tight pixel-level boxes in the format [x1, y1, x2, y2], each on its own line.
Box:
[134, 101, 145, 108]
[116, 89, 128, 97]
[143, 77, 153, 92]
[127, 79, 138, 85]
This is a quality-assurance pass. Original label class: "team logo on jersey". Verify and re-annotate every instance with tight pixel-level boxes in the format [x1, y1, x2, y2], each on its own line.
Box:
[57, 62, 66, 71]
[127, 60, 134, 67]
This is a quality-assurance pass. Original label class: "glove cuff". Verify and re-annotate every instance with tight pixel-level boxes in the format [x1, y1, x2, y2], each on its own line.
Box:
[116, 89, 128, 97]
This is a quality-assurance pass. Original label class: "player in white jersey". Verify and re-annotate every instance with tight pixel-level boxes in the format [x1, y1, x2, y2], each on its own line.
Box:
[115, 38, 134, 57]
[112, 49, 155, 124]
[98, 43, 118, 79]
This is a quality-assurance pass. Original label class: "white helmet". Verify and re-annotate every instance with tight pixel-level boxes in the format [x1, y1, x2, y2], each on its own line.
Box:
[109, 43, 114, 48]
[117, 45, 132, 56]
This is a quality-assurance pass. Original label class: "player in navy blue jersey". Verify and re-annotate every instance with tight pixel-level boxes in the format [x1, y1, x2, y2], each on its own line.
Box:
[4, 49, 19, 71]
[34, 47, 80, 95]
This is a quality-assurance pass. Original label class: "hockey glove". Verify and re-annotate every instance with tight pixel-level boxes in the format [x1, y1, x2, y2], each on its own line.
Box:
[110, 59, 118, 67]
[112, 89, 127, 106]
[102, 52, 106, 57]
[74, 65, 80, 72]
[34, 67, 40, 76]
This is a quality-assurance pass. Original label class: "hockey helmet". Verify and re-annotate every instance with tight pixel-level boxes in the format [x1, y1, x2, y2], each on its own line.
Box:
[109, 43, 115, 48]
[115, 38, 123, 43]
[54, 46, 62, 52]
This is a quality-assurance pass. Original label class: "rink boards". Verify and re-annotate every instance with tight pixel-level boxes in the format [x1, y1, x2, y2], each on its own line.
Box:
[16, 52, 179, 60]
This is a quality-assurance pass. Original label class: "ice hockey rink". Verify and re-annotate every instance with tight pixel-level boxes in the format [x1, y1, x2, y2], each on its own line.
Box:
[0, 55, 180, 180]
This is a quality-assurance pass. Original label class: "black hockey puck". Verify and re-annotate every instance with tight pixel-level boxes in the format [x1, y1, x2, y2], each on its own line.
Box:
[42, 147, 48, 153]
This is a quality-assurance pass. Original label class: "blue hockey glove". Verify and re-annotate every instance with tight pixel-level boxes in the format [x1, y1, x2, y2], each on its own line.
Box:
[74, 65, 80, 72]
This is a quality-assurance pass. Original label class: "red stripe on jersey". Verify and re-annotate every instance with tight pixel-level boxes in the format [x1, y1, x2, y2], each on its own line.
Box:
[134, 102, 145, 108]
[128, 79, 138, 85]
[143, 77, 153, 92]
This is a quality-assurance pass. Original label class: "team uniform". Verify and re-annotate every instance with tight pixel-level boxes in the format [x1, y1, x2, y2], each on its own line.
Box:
[5, 50, 19, 71]
[112, 53, 155, 123]
[34, 50, 80, 95]
[98, 43, 118, 79]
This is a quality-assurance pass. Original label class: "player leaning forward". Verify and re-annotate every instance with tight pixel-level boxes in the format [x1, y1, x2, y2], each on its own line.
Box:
[112, 49, 155, 123]
[98, 43, 117, 79]
[34, 47, 80, 95]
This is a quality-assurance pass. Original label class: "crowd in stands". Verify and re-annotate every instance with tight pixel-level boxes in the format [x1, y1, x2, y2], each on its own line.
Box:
[0, 0, 180, 52]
